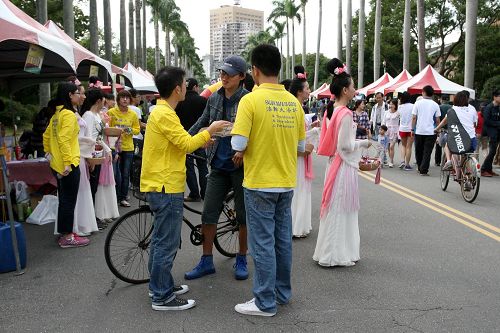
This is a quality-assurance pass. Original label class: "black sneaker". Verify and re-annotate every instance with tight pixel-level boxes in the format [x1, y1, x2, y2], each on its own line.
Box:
[152, 297, 196, 311]
[149, 285, 189, 298]
[97, 219, 108, 230]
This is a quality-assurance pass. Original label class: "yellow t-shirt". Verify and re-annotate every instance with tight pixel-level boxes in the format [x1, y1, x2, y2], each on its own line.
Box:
[108, 106, 140, 151]
[43, 106, 80, 174]
[231, 83, 305, 188]
[140, 99, 211, 193]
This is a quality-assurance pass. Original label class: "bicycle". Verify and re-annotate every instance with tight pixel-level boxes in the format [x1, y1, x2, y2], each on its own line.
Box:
[104, 154, 240, 284]
[440, 150, 481, 203]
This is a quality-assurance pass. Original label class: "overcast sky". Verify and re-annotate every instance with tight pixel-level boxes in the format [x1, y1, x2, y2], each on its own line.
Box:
[95, 0, 364, 60]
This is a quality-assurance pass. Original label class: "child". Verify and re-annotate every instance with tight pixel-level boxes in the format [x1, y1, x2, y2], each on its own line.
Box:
[378, 125, 389, 166]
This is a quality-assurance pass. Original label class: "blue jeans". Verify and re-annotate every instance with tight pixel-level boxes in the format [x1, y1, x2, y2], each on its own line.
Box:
[185, 149, 208, 199]
[117, 151, 134, 201]
[147, 192, 184, 303]
[244, 188, 293, 313]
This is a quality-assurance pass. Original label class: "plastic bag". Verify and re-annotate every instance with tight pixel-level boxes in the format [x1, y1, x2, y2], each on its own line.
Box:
[26, 195, 58, 225]
[15, 180, 29, 203]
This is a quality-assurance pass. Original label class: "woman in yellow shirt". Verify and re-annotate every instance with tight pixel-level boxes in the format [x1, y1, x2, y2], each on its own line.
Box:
[107, 90, 140, 207]
[43, 81, 90, 248]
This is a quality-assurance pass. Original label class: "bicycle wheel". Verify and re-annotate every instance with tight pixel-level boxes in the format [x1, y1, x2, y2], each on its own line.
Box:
[460, 156, 480, 203]
[104, 205, 154, 284]
[214, 192, 239, 258]
[440, 153, 450, 191]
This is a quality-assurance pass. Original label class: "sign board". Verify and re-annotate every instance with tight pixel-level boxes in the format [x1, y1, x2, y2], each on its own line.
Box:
[24, 44, 45, 74]
[89, 65, 99, 78]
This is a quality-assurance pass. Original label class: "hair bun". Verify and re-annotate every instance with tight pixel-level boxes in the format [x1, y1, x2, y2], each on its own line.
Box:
[294, 65, 305, 75]
[327, 58, 344, 75]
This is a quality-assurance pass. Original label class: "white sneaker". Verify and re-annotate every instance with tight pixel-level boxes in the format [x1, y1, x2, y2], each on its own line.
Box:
[389, 163, 394, 168]
[234, 298, 276, 317]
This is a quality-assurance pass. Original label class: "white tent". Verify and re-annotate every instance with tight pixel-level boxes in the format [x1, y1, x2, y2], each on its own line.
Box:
[123, 62, 158, 93]
[356, 73, 393, 97]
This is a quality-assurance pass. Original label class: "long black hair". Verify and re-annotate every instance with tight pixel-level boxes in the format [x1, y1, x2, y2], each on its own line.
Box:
[55, 81, 78, 111]
[80, 88, 104, 115]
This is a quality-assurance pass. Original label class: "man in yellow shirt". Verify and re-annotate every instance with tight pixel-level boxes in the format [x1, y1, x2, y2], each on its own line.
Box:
[108, 90, 140, 207]
[231, 44, 306, 317]
[141, 66, 229, 311]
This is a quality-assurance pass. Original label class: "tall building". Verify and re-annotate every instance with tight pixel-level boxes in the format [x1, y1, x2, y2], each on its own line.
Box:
[209, 2, 264, 78]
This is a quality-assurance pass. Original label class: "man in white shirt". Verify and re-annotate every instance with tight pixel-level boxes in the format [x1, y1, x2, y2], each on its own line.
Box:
[411, 85, 441, 176]
[370, 92, 388, 140]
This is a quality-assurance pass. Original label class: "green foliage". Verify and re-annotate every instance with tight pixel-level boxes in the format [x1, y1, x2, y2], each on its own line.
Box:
[293, 53, 331, 88]
[242, 30, 276, 62]
[480, 76, 500, 100]
[0, 96, 39, 127]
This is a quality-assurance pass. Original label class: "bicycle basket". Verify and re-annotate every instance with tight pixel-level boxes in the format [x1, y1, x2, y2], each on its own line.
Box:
[131, 155, 147, 202]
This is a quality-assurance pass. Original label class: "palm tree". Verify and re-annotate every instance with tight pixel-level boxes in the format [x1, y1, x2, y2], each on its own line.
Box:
[373, 0, 381, 80]
[142, 2, 147, 68]
[37, 0, 50, 107]
[171, 19, 189, 67]
[346, 0, 352, 73]
[160, 0, 183, 66]
[89, 0, 98, 54]
[336, 0, 342, 60]
[103, 0, 113, 62]
[120, 0, 127, 66]
[268, 1, 290, 78]
[128, 0, 135, 64]
[402, 0, 411, 70]
[146, 0, 162, 72]
[63, 0, 74, 38]
[135, 0, 142, 67]
[242, 29, 275, 61]
[313, 0, 322, 91]
[285, 0, 301, 74]
[300, 0, 308, 68]
[464, 0, 478, 88]
[357, 0, 365, 88]
[416, 0, 426, 71]
[272, 20, 286, 80]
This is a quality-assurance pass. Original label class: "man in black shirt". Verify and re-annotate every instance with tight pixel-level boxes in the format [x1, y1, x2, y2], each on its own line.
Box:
[175, 78, 209, 200]
[481, 89, 500, 177]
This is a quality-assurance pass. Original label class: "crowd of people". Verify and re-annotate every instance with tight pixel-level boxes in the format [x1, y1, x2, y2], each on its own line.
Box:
[39, 42, 499, 316]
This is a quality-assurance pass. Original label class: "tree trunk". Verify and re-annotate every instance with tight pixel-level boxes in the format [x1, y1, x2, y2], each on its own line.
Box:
[313, 0, 322, 91]
[302, 3, 306, 68]
[120, 0, 127, 66]
[464, 0, 478, 88]
[337, 0, 342, 60]
[135, 0, 142, 67]
[142, 2, 147, 68]
[89, 0, 98, 54]
[103, 0, 112, 62]
[37, 0, 50, 107]
[154, 15, 160, 72]
[346, 0, 352, 73]
[174, 46, 179, 67]
[402, 0, 411, 70]
[416, 0, 426, 71]
[286, 19, 290, 78]
[291, 19, 296, 74]
[128, 0, 135, 65]
[357, 0, 365, 88]
[63, 0, 74, 38]
[279, 38, 284, 81]
[373, 0, 381, 80]
[165, 28, 171, 66]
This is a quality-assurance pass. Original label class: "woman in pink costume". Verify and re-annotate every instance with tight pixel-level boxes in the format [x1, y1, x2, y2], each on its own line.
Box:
[313, 58, 372, 267]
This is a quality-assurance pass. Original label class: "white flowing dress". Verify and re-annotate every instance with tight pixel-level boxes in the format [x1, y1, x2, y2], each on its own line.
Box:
[291, 116, 320, 237]
[73, 115, 99, 235]
[313, 115, 369, 266]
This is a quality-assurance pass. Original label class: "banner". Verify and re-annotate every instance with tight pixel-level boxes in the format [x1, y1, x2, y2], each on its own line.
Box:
[24, 44, 45, 74]
[89, 65, 99, 78]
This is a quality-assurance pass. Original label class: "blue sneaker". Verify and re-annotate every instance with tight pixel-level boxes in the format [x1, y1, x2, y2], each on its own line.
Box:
[234, 254, 248, 280]
[184, 255, 215, 280]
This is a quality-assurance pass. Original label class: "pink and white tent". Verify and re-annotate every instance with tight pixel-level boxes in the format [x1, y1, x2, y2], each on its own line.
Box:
[395, 65, 475, 98]
[0, 0, 75, 89]
[374, 69, 413, 95]
[124, 62, 158, 93]
[44, 20, 112, 83]
[311, 83, 328, 98]
[356, 73, 393, 97]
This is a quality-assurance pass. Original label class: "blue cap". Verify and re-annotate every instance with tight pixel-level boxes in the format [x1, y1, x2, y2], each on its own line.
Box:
[217, 56, 247, 76]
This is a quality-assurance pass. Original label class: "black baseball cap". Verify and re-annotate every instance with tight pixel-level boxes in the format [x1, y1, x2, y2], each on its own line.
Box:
[217, 56, 247, 76]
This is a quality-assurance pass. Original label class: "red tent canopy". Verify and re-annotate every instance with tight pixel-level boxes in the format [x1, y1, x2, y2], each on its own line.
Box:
[356, 73, 393, 97]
